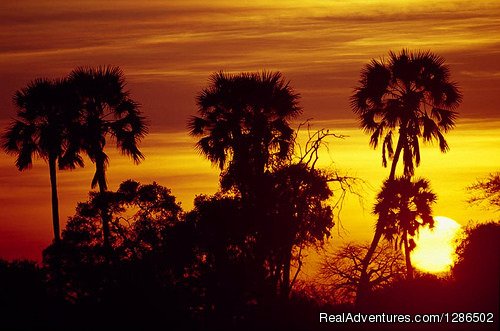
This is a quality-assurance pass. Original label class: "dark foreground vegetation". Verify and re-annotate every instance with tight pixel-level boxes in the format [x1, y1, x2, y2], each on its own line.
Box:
[1, 220, 498, 330]
[1, 51, 499, 330]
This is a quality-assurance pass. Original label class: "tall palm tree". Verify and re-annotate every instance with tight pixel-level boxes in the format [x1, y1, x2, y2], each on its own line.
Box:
[68, 66, 148, 250]
[2, 78, 82, 244]
[188, 71, 301, 198]
[373, 177, 437, 280]
[351, 50, 461, 303]
[351, 49, 462, 179]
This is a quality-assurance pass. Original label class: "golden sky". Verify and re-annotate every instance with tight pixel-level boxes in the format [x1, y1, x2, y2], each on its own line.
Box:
[1, 0, 499, 260]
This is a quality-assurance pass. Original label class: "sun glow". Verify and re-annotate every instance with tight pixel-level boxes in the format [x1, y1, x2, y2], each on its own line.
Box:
[411, 216, 462, 274]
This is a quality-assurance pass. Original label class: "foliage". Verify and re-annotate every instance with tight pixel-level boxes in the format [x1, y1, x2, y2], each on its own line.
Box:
[184, 170, 335, 313]
[373, 177, 437, 280]
[453, 221, 500, 303]
[188, 71, 346, 303]
[2, 66, 147, 246]
[43, 180, 185, 303]
[184, 194, 263, 325]
[374, 177, 436, 245]
[351, 50, 461, 307]
[262, 164, 334, 298]
[188, 71, 301, 195]
[267, 164, 334, 248]
[351, 49, 461, 178]
[2, 78, 82, 170]
[68, 66, 148, 192]
[367, 273, 454, 316]
[2, 78, 83, 242]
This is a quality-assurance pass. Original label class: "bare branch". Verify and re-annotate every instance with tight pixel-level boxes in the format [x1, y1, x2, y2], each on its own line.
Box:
[318, 241, 405, 303]
[467, 172, 500, 211]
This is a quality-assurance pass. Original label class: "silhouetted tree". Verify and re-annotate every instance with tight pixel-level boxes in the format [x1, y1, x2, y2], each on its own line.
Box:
[187, 72, 360, 327]
[2, 78, 82, 243]
[184, 164, 335, 325]
[188, 71, 334, 299]
[373, 177, 436, 280]
[264, 163, 334, 300]
[43, 180, 183, 304]
[320, 241, 405, 303]
[68, 66, 148, 250]
[188, 71, 301, 199]
[351, 49, 461, 303]
[351, 49, 461, 179]
[184, 194, 260, 327]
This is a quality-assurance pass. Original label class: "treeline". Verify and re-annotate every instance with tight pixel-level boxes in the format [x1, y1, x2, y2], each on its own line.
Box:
[1, 214, 498, 330]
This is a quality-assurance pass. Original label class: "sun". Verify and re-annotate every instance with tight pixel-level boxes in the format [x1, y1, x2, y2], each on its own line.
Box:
[411, 216, 462, 274]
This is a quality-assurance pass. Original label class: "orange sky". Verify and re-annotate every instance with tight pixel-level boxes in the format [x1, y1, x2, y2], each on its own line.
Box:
[1, 0, 499, 261]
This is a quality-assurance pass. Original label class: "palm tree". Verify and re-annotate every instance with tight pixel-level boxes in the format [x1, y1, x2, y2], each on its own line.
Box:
[68, 66, 148, 250]
[351, 49, 462, 179]
[351, 50, 461, 303]
[373, 177, 437, 280]
[2, 78, 82, 244]
[188, 71, 301, 198]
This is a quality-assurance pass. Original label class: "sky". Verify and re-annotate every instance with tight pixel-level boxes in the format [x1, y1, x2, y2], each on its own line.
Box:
[1, 0, 499, 262]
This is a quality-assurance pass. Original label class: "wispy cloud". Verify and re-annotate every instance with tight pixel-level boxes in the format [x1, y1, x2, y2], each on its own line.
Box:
[2, 0, 499, 125]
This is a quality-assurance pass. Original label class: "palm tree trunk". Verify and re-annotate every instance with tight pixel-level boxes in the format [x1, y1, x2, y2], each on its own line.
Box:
[48, 156, 61, 244]
[355, 226, 383, 306]
[389, 135, 404, 181]
[356, 134, 405, 307]
[393, 133, 413, 280]
[403, 231, 414, 280]
[95, 156, 111, 254]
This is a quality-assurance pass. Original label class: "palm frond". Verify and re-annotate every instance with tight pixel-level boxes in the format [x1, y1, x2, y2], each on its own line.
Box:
[369, 124, 384, 149]
[430, 107, 458, 132]
[382, 130, 394, 167]
[188, 116, 208, 136]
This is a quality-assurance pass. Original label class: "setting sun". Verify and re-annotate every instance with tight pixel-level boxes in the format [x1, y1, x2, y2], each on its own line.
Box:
[411, 216, 462, 274]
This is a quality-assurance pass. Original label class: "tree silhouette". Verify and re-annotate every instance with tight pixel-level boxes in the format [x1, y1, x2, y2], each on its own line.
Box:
[264, 163, 334, 300]
[183, 185, 334, 326]
[41, 180, 198, 329]
[188, 71, 301, 198]
[351, 49, 461, 303]
[188, 71, 321, 307]
[453, 221, 500, 311]
[320, 241, 405, 304]
[184, 194, 260, 327]
[2, 78, 82, 243]
[351, 49, 461, 178]
[373, 177, 436, 280]
[43, 180, 184, 303]
[68, 66, 148, 250]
